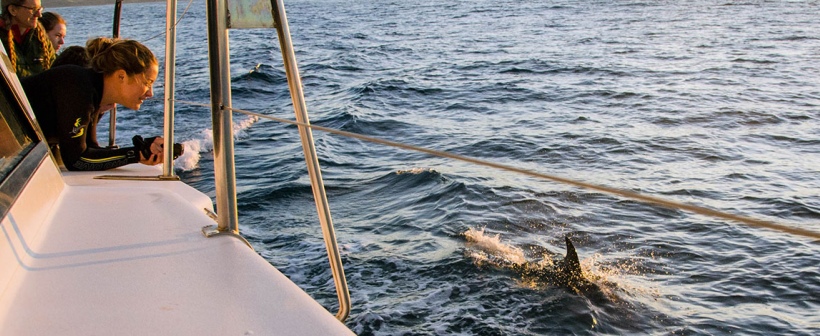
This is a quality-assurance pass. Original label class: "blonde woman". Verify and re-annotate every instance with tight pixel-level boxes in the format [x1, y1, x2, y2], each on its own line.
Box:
[0, 0, 54, 77]
[21, 37, 172, 171]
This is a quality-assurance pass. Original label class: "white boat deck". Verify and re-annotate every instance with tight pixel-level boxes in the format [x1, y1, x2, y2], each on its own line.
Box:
[0, 161, 353, 335]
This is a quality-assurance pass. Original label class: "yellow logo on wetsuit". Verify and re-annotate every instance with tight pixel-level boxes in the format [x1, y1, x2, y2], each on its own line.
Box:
[70, 117, 85, 138]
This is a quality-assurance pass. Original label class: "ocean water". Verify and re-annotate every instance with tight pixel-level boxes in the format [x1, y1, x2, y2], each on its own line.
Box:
[56, 0, 818, 334]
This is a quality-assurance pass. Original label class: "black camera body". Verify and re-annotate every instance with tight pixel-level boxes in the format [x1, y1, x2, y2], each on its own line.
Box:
[133, 135, 184, 159]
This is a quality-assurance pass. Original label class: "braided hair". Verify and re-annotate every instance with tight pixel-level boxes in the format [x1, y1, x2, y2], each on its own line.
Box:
[0, 0, 54, 74]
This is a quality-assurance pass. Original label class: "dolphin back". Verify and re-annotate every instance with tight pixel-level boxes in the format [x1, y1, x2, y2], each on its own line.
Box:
[564, 236, 583, 279]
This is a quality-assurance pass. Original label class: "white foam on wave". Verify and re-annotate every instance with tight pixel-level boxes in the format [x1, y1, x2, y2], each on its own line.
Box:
[463, 227, 652, 299]
[463, 227, 526, 265]
[174, 115, 260, 171]
[396, 167, 436, 175]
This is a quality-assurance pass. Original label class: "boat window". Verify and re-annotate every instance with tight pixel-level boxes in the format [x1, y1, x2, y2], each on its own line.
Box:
[0, 78, 35, 180]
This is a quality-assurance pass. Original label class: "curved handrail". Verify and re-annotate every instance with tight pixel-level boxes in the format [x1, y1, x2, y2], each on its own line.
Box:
[271, 0, 351, 321]
[108, 0, 352, 324]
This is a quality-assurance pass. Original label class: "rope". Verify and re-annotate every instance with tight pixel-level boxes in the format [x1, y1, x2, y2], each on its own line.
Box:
[142, 0, 197, 43]
[174, 99, 820, 241]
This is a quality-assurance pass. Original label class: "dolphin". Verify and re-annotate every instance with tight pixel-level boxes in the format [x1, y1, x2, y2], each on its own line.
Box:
[558, 236, 585, 282]
[464, 230, 600, 293]
[513, 236, 596, 293]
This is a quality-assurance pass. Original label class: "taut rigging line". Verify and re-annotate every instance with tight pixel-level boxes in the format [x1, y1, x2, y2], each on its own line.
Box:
[175, 99, 820, 241]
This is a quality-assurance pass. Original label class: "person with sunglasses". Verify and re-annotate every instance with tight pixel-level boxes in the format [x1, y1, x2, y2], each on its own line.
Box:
[0, 0, 54, 78]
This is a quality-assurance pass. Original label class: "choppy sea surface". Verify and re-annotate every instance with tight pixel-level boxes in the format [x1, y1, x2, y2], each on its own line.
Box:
[57, 0, 818, 334]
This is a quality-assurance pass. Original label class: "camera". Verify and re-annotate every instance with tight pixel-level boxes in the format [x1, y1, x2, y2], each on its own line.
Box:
[132, 135, 184, 160]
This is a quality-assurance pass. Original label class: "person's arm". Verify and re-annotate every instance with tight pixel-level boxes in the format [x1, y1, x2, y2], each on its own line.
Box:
[85, 109, 101, 149]
[56, 114, 140, 171]
[53, 101, 140, 171]
[67, 146, 141, 171]
[86, 104, 116, 149]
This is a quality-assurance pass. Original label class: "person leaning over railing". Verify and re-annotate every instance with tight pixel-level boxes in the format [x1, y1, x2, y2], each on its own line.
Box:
[50, 44, 116, 151]
[0, 0, 53, 77]
[20, 37, 178, 171]
[39, 11, 64, 53]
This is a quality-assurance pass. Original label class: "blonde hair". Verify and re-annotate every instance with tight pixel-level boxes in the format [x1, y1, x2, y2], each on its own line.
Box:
[0, 0, 54, 71]
[86, 37, 156, 76]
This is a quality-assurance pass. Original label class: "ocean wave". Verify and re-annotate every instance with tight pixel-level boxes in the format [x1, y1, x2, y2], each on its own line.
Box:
[772, 35, 819, 41]
[234, 63, 287, 83]
[351, 78, 445, 98]
[731, 58, 779, 64]
[60, 0, 820, 334]
[174, 115, 260, 171]
[317, 111, 421, 138]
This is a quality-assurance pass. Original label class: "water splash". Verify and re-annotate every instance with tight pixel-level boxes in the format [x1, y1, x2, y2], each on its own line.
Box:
[396, 167, 436, 175]
[463, 227, 527, 265]
[462, 226, 649, 299]
[174, 115, 260, 171]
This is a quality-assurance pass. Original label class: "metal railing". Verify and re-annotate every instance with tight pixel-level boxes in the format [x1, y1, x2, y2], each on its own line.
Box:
[199, 0, 352, 322]
[106, 0, 351, 322]
[272, 0, 350, 321]
[108, 0, 122, 148]
[162, 0, 178, 178]
[99, 0, 180, 181]
[108, 0, 820, 328]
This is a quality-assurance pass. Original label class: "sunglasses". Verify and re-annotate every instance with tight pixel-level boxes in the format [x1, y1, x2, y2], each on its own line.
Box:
[15, 4, 43, 13]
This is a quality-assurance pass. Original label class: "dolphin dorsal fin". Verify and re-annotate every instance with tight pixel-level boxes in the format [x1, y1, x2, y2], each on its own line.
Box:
[564, 236, 583, 278]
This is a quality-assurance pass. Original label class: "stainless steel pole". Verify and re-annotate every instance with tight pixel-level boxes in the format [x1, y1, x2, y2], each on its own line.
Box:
[205, 0, 239, 233]
[109, 0, 123, 148]
[162, 0, 177, 177]
[272, 0, 350, 322]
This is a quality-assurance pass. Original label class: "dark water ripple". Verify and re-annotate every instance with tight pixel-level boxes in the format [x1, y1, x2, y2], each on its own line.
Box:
[56, 0, 820, 334]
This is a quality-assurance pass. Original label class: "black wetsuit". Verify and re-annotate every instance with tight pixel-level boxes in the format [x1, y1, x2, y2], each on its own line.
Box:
[21, 65, 141, 171]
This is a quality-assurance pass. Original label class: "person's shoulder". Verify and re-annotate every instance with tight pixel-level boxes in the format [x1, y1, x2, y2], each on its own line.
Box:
[22, 65, 94, 87]
[50, 64, 87, 72]
[40, 64, 95, 78]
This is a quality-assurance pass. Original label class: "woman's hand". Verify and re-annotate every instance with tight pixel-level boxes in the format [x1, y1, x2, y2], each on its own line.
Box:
[139, 137, 165, 165]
